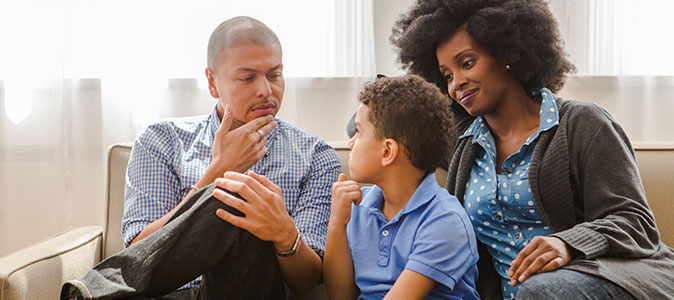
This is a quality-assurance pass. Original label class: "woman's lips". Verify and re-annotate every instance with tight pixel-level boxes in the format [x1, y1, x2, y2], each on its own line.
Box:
[459, 89, 478, 105]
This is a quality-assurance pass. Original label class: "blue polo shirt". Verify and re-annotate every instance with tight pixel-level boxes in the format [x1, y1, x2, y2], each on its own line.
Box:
[347, 173, 480, 300]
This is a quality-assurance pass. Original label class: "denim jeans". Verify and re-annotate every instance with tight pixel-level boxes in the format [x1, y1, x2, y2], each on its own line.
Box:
[60, 184, 286, 300]
[515, 269, 636, 300]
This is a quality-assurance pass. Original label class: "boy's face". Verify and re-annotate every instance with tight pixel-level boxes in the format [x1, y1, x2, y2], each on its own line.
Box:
[347, 104, 383, 183]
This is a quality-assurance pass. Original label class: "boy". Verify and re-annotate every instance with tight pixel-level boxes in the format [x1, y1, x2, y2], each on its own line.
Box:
[323, 74, 480, 300]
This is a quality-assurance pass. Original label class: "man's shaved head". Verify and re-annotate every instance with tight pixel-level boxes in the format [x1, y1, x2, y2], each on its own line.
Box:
[207, 16, 281, 72]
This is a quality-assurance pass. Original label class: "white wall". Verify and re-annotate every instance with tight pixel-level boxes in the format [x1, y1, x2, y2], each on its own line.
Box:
[373, 0, 414, 76]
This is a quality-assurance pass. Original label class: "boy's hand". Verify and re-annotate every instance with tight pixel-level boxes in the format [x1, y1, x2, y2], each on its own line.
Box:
[329, 173, 362, 227]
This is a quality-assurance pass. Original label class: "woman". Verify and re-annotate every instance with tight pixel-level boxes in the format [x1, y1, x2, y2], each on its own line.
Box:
[390, 0, 674, 299]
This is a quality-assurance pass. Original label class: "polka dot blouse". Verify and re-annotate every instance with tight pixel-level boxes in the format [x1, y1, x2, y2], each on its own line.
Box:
[460, 88, 559, 299]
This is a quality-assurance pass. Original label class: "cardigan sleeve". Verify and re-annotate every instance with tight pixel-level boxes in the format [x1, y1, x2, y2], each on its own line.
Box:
[551, 103, 660, 259]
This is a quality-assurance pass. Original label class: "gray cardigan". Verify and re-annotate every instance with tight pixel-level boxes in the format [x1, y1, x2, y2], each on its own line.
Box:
[446, 98, 674, 300]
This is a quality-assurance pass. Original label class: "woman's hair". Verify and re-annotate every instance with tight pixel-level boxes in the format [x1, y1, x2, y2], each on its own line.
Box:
[391, 0, 575, 95]
[358, 74, 456, 173]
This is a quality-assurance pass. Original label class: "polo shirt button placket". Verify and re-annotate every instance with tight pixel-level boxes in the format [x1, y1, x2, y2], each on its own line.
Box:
[378, 227, 391, 266]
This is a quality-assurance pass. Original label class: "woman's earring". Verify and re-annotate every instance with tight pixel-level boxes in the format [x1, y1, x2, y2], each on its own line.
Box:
[505, 64, 511, 71]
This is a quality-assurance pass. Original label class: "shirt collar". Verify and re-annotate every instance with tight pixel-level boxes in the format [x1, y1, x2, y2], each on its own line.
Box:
[459, 88, 560, 143]
[525, 88, 559, 145]
[361, 173, 440, 223]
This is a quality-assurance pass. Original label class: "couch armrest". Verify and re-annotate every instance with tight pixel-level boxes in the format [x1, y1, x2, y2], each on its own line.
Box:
[0, 226, 102, 300]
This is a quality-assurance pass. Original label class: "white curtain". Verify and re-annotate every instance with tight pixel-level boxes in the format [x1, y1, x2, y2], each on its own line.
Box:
[552, 0, 674, 75]
[550, 0, 674, 144]
[0, 0, 374, 256]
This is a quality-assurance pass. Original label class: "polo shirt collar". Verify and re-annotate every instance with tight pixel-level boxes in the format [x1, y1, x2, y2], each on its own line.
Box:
[361, 173, 439, 223]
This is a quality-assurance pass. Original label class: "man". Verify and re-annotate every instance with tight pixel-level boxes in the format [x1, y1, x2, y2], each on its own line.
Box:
[61, 16, 341, 299]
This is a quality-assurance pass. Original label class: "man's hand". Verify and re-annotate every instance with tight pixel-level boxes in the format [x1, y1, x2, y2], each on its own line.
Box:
[508, 236, 574, 286]
[329, 174, 362, 228]
[210, 105, 277, 175]
[212, 171, 297, 250]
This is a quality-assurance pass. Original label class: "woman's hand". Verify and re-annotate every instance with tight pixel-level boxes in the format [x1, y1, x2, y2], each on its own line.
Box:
[508, 236, 575, 286]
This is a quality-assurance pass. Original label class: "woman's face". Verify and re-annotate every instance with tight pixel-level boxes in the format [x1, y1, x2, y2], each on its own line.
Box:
[436, 29, 512, 116]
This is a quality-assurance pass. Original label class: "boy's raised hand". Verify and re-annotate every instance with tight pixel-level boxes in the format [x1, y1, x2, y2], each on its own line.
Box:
[329, 173, 362, 227]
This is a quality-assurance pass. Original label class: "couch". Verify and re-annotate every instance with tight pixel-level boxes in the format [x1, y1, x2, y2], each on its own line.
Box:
[1, 142, 672, 300]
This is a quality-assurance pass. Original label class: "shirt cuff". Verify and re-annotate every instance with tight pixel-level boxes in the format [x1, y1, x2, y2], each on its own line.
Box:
[122, 222, 146, 248]
[301, 232, 325, 258]
[406, 258, 457, 290]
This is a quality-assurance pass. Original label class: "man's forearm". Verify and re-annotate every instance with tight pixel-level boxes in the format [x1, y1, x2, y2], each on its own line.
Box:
[128, 188, 199, 246]
[276, 238, 323, 296]
[129, 166, 224, 246]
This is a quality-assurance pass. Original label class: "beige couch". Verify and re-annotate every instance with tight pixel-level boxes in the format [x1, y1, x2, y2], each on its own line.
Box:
[1, 142, 672, 300]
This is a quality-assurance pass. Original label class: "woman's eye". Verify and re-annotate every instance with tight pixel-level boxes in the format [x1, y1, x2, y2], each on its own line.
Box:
[444, 73, 453, 82]
[463, 59, 475, 68]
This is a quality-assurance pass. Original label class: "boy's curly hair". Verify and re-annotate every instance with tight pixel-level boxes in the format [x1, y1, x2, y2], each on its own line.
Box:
[391, 0, 575, 95]
[358, 74, 456, 173]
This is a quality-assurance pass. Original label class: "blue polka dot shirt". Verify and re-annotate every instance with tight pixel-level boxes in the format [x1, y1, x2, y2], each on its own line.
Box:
[460, 88, 559, 300]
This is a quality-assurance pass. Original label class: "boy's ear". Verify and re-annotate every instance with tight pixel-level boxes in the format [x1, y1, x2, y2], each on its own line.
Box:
[381, 138, 399, 167]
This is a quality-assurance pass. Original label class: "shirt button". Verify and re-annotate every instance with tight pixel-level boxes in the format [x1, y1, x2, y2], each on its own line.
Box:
[496, 212, 502, 221]
[515, 232, 521, 239]
[382, 230, 389, 237]
[504, 169, 512, 175]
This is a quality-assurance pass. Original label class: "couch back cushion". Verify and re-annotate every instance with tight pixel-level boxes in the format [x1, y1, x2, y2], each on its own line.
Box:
[104, 142, 673, 257]
[104, 144, 132, 259]
[633, 142, 674, 246]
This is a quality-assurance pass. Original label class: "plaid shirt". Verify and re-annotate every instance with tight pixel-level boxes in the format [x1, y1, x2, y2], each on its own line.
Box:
[122, 107, 341, 289]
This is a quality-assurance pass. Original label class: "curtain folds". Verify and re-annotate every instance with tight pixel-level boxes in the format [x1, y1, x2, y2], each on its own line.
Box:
[552, 0, 674, 76]
[0, 0, 374, 256]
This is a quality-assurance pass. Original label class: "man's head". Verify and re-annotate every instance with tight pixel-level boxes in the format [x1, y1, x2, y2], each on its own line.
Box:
[347, 74, 456, 180]
[206, 16, 284, 128]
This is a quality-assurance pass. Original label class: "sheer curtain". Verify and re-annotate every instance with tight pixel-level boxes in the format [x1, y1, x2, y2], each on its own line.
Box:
[0, 0, 374, 256]
[553, 0, 674, 75]
[550, 0, 674, 142]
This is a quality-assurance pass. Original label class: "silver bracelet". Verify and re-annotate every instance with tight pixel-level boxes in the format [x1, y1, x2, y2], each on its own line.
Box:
[275, 227, 301, 257]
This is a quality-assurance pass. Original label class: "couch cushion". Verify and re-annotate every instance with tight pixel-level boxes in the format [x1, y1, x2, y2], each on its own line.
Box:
[104, 143, 132, 259]
[634, 142, 674, 247]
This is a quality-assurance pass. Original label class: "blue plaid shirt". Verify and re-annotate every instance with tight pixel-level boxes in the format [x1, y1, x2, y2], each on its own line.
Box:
[123, 106, 341, 290]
